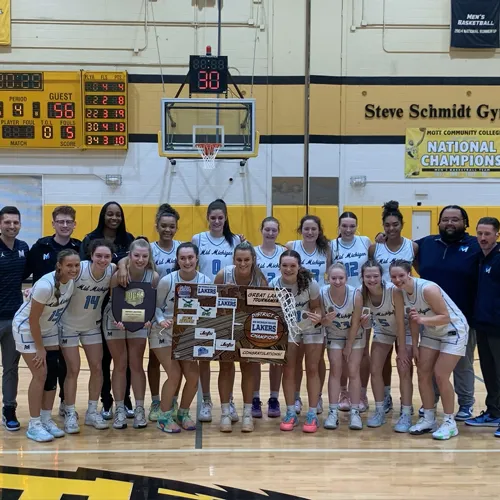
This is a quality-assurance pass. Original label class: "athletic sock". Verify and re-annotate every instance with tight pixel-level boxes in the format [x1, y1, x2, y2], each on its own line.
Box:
[329, 404, 339, 412]
[423, 409, 436, 422]
[375, 401, 384, 412]
[253, 391, 260, 399]
[401, 405, 412, 416]
[444, 413, 455, 422]
[152, 395, 160, 403]
[40, 410, 51, 423]
[270, 391, 279, 399]
[135, 399, 144, 409]
[221, 403, 230, 416]
[116, 400, 125, 410]
[65, 404, 76, 415]
[29, 416, 41, 426]
[243, 403, 252, 416]
[88, 400, 98, 413]
[287, 405, 295, 414]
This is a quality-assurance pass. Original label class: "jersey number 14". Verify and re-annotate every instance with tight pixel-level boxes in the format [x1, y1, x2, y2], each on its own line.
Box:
[84, 295, 100, 310]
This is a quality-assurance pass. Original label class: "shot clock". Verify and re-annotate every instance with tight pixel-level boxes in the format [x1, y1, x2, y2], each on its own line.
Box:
[189, 55, 228, 94]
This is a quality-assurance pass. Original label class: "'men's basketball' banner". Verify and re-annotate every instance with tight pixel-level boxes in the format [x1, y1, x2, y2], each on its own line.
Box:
[405, 128, 500, 178]
[451, 0, 500, 49]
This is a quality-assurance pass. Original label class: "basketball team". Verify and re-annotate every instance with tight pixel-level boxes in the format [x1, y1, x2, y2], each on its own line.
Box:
[0, 198, 499, 443]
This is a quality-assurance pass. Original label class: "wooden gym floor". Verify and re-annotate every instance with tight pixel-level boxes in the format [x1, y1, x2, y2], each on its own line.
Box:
[1, 352, 500, 499]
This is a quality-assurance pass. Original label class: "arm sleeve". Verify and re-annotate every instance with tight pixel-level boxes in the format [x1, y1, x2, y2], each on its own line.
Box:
[155, 276, 172, 323]
[31, 279, 53, 305]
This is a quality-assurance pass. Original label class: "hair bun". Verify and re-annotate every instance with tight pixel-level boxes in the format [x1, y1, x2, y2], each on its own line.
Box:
[383, 200, 399, 211]
[158, 203, 174, 213]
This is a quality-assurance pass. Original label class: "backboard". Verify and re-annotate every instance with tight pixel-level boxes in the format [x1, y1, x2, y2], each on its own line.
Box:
[159, 98, 258, 160]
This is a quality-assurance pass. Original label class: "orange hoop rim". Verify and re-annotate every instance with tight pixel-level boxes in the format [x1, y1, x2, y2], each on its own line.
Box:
[195, 143, 222, 156]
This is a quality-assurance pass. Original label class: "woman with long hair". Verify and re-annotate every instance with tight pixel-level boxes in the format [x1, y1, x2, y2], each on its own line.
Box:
[331, 211, 372, 413]
[103, 238, 159, 430]
[369, 201, 418, 414]
[321, 263, 367, 431]
[192, 199, 242, 424]
[271, 250, 323, 433]
[390, 259, 468, 440]
[253, 216, 286, 418]
[360, 260, 413, 433]
[154, 242, 211, 433]
[13, 250, 80, 442]
[59, 240, 116, 433]
[286, 215, 331, 416]
[80, 201, 135, 421]
[215, 241, 267, 433]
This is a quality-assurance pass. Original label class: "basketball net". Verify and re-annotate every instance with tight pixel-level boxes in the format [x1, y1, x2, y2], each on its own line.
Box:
[196, 143, 221, 170]
[274, 285, 301, 346]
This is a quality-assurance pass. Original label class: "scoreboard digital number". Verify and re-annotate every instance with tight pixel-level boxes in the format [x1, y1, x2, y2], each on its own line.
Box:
[0, 71, 82, 149]
[0, 71, 129, 150]
[189, 55, 228, 94]
[83, 72, 128, 149]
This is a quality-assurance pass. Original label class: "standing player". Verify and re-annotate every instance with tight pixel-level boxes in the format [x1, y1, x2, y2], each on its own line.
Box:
[360, 260, 413, 433]
[154, 242, 211, 433]
[321, 264, 367, 431]
[0, 206, 29, 431]
[26, 205, 81, 417]
[369, 201, 418, 413]
[286, 215, 331, 415]
[254, 216, 286, 418]
[331, 211, 371, 413]
[215, 242, 268, 433]
[13, 250, 80, 442]
[103, 238, 159, 430]
[59, 240, 115, 433]
[192, 199, 242, 423]
[271, 250, 323, 433]
[390, 259, 468, 440]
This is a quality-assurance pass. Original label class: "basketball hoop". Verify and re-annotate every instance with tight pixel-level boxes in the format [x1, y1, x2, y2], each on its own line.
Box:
[196, 143, 221, 170]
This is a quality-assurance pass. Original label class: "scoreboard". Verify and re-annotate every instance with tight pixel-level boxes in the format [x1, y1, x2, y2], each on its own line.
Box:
[0, 71, 128, 150]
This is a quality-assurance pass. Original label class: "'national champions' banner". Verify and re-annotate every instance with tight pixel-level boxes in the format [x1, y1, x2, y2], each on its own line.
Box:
[405, 128, 500, 178]
[451, 0, 500, 49]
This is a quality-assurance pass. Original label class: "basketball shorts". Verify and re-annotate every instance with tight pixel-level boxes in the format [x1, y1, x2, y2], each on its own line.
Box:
[372, 331, 413, 346]
[103, 303, 148, 341]
[326, 329, 366, 350]
[289, 328, 324, 345]
[420, 327, 468, 356]
[13, 325, 59, 354]
[60, 327, 102, 348]
[149, 326, 172, 349]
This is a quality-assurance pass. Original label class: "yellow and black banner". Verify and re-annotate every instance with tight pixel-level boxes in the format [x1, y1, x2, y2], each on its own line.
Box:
[0, 0, 11, 46]
[405, 127, 500, 178]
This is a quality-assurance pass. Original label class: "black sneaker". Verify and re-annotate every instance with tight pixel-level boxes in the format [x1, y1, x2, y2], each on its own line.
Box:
[2, 406, 20, 431]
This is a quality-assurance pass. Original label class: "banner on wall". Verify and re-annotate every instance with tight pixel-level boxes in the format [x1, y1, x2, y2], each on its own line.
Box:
[405, 128, 500, 178]
[451, 0, 500, 49]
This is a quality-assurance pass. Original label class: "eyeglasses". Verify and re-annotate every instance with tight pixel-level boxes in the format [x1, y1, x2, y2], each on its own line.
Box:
[440, 218, 463, 224]
[54, 220, 75, 226]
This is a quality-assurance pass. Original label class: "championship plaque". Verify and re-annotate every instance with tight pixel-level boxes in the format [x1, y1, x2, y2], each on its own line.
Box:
[111, 282, 157, 332]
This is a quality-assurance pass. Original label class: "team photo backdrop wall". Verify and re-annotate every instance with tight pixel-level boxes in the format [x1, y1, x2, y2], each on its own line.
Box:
[172, 283, 288, 364]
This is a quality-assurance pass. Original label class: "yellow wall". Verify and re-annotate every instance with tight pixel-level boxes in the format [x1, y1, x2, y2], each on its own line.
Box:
[43, 204, 499, 244]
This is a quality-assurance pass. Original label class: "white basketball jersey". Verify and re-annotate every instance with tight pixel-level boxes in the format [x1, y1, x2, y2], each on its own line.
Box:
[151, 241, 181, 279]
[292, 241, 328, 286]
[374, 237, 415, 280]
[321, 284, 361, 340]
[331, 236, 371, 287]
[61, 260, 114, 332]
[366, 282, 409, 338]
[194, 232, 241, 281]
[14, 272, 74, 336]
[270, 276, 320, 334]
[222, 265, 266, 287]
[402, 278, 468, 339]
[255, 245, 286, 282]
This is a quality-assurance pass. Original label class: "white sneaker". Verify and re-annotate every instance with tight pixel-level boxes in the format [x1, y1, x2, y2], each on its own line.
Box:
[409, 417, 438, 436]
[241, 413, 254, 432]
[229, 399, 239, 422]
[295, 398, 303, 415]
[27, 420, 54, 442]
[64, 412, 80, 434]
[113, 406, 127, 429]
[349, 409, 363, 430]
[432, 419, 459, 440]
[316, 396, 323, 415]
[324, 409, 339, 429]
[220, 414, 232, 433]
[85, 411, 109, 430]
[42, 418, 65, 438]
[367, 410, 386, 428]
[198, 400, 213, 422]
[394, 412, 412, 433]
[133, 406, 147, 429]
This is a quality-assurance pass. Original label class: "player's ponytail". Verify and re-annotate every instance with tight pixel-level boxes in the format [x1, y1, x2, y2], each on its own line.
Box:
[54, 249, 80, 305]
[207, 198, 236, 247]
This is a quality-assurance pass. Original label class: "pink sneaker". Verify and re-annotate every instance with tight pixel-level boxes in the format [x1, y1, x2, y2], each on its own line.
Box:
[280, 409, 299, 431]
[339, 390, 351, 412]
[359, 394, 369, 413]
[302, 413, 319, 433]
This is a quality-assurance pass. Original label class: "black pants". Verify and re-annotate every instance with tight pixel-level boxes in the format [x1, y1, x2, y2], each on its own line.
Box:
[476, 329, 500, 418]
[58, 350, 67, 402]
[101, 330, 132, 410]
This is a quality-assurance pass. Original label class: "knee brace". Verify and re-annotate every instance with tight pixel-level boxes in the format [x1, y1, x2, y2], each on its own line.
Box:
[44, 350, 59, 392]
